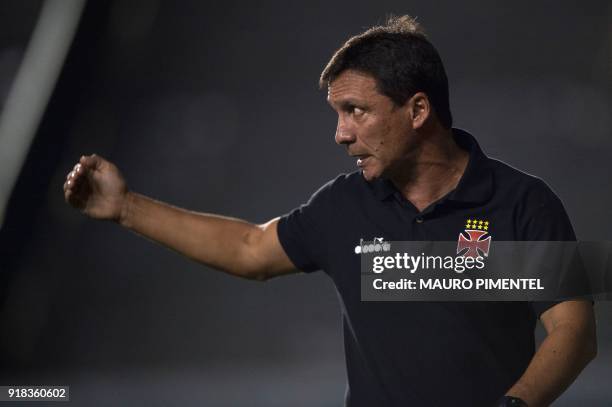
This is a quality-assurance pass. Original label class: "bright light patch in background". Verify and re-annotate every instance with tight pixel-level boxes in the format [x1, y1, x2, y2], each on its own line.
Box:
[0, 0, 86, 228]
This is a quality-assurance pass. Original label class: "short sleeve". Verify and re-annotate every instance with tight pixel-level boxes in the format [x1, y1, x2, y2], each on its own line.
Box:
[521, 180, 576, 241]
[520, 180, 584, 318]
[276, 180, 335, 273]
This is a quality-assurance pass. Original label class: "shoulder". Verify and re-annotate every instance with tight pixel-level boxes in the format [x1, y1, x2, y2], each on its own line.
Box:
[487, 157, 561, 206]
[312, 171, 364, 197]
[486, 158, 575, 240]
[330, 171, 364, 187]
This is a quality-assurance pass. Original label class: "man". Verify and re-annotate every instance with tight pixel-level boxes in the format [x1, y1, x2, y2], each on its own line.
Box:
[64, 15, 596, 407]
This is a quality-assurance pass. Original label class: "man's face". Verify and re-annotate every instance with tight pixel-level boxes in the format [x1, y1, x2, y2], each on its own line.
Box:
[327, 69, 418, 181]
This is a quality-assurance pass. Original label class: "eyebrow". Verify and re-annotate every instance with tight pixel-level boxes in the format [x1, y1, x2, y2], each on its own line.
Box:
[327, 98, 363, 110]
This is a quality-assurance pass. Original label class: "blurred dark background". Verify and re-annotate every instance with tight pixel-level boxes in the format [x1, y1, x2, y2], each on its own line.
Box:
[0, 0, 610, 406]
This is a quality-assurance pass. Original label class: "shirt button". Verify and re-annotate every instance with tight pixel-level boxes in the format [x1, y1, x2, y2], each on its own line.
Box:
[415, 217, 424, 224]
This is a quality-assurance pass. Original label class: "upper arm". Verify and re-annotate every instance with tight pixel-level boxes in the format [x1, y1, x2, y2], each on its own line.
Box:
[245, 217, 299, 280]
[540, 300, 596, 343]
[251, 178, 336, 278]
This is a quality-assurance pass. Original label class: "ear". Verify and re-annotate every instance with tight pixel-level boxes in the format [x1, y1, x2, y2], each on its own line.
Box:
[407, 92, 431, 130]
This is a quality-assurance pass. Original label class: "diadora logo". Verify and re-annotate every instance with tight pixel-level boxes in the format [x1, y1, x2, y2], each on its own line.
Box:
[457, 218, 492, 258]
[354, 237, 391, 254]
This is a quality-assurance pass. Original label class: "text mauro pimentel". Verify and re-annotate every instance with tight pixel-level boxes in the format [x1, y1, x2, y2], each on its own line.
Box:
[369, 252, 544, 291]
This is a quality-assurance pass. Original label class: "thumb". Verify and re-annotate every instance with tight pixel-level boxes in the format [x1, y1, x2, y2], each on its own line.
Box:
[80, 153, 104, 171]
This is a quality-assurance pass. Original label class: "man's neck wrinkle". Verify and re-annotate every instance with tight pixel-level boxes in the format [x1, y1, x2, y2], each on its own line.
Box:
[390, 133, 469, 212]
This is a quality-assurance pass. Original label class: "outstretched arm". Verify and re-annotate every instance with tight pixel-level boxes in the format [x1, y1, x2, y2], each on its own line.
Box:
[63, 154, 297, 281]
[504, 300, 597, 406]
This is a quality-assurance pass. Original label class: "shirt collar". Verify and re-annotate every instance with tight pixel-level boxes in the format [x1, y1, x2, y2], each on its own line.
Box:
[369, 128, 493, 204]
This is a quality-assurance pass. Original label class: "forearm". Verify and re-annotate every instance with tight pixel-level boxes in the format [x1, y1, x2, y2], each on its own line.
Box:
[118, 191, 264, 279]
[505, 323, 597, 406]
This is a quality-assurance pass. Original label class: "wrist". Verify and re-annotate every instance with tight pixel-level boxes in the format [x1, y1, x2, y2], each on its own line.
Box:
[118, 191, 134, 227]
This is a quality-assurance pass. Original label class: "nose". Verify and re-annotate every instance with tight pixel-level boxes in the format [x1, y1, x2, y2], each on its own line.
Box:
[335, 119, 355, 145]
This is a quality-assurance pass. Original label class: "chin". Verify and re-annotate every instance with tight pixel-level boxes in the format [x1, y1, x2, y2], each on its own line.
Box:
[360, 167, 383, 182]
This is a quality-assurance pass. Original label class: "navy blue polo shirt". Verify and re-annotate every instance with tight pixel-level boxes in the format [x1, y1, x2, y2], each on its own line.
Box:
[277, 128, 576, 407]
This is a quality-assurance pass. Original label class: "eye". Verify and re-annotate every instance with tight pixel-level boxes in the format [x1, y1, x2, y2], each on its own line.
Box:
[348, 105, 365, 116]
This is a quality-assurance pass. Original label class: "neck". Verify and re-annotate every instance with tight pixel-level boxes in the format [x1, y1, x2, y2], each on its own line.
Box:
[389, 126, 469, 212]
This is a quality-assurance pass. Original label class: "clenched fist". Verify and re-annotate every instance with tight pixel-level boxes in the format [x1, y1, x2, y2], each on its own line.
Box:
[63, 154, 129, 221]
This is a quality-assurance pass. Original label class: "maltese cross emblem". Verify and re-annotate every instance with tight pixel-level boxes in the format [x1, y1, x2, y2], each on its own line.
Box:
[457, 219, 491, 258]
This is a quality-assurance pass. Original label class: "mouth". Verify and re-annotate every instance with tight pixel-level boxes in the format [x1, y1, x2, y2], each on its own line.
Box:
[354, 154, 371, 168]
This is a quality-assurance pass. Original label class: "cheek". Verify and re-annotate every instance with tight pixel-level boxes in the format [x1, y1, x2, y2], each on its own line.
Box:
[371, 123, 392, 153]
[362, 124, 388, 152]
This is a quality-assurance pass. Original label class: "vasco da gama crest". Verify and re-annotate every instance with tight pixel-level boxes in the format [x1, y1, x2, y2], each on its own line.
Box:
[457, 218, 491, 258]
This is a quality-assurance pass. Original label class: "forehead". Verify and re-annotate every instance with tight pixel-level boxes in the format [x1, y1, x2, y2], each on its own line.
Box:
[327, 70, 382, 103]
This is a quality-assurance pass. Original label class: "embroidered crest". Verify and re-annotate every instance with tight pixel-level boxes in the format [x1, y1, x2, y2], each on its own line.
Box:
[457, 219, 491, 258]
